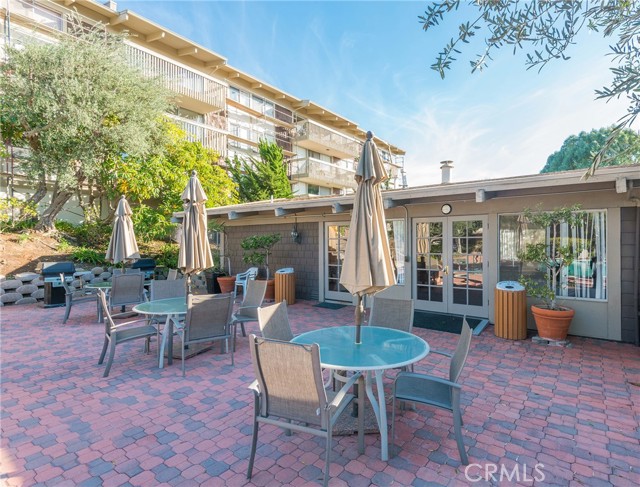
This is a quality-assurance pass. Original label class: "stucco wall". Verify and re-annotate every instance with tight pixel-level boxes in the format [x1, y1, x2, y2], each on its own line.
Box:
[224, 222, 320, 301]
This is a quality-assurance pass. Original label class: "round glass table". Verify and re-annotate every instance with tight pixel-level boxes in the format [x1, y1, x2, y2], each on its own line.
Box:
[133, 297, 187, 368]
[292, 326, 429, 461]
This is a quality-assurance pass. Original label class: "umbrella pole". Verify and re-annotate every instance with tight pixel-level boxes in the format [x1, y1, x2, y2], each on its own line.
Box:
[186, 274, 192, 296]
[355, 295, 363, 344]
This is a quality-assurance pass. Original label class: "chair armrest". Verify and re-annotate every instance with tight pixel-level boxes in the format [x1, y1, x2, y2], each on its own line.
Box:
[330, 371, 362, 408]
[429, 350, 453, 358]
[111, 318, 157, 330]
[395, 371, 461, 390]
[248, 379, 260, 394]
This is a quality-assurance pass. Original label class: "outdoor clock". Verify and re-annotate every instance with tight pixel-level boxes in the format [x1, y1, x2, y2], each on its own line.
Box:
[441, 203, 452, 215]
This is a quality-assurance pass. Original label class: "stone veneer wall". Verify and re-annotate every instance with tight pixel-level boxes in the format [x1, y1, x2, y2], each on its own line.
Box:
[225, 222, 319, 301]
[0, 267, 207, 307]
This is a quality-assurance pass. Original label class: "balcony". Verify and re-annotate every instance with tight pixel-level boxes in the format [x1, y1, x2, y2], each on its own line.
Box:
[169, 116, 227, 156]
[293, 121, 360, 159]
[126, 46, 226, 112]
[288, 156, 357, 190]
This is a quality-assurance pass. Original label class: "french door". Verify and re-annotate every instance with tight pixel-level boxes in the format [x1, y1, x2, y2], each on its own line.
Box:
[324, 222, 353, 302]
[413, 217, 488, 317]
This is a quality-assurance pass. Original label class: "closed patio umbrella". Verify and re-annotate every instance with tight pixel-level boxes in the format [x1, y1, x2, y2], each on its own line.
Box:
[105, 195, 140, 266]
[339, 131, 395, 344]
[178, 170, 213, 295]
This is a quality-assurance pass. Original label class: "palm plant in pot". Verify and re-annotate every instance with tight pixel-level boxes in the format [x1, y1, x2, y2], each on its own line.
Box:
[241, 233, 281, 300]
[518, 205, 584, 341]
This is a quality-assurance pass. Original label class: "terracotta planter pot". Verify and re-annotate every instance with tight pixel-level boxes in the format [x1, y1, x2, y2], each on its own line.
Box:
[262, 278, 275, 301]
[217, 275, 236, 294]
[531, 305, 575, 341]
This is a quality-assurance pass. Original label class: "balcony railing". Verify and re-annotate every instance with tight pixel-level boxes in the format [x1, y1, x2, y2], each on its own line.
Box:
[169, 116, 227, 156]
[292, 121, 360, 159]
[288, 157, 357, 190]
[126, 46, 226, 111]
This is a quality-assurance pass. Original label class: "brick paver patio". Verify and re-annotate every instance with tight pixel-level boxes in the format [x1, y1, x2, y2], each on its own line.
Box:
[1, 299, 639, 486]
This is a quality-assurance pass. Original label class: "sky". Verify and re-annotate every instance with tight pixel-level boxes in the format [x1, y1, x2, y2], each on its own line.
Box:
[119, 0, 633, 187]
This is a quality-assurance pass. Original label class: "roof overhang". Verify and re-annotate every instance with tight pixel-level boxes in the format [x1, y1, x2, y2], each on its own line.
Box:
[173, 165, 640, 223]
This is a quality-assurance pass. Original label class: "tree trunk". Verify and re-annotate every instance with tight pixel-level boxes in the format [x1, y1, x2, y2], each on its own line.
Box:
[26, 174, 47, 206]
[35, 188, 73, 232]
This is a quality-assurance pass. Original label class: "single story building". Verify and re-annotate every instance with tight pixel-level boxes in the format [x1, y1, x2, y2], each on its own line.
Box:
[194, 164, 640, 345]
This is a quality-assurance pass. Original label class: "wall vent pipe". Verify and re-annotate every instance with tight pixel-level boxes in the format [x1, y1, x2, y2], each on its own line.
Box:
[440, 160, 453, 184]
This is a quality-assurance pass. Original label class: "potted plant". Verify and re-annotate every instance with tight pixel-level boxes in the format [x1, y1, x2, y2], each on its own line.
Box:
[241, 233, 281, 300]
[518, 205, 583, 341]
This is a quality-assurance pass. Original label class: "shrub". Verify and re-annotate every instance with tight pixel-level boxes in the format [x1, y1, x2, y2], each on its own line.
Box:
[55, 221, 111, 248]
[72, 247, 109, 266]
[0, 198, 38, 232]
[153, 243, 179, 268]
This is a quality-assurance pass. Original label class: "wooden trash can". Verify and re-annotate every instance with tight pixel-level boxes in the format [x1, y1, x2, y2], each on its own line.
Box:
[494, 281, 527, 340]
[275, 269, 295, 305]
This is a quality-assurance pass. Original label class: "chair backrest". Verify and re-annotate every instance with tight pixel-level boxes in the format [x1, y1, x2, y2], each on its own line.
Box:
[258, 301, 293, 341]
[248, 334, 327, 427]
[110, 273, 145, 307]
[97, 290, 116, 335]
[237, 267, 259, 283]
[239, 279, 268, 318]
[150, 279, 186, 300]
[184, 293, 234, 344]
[368, 297, 414, 332]
[112, 268, 123, 277]
[125, 268, 141, 274]
[450, 319, 473, 383]
[166, 269, 179, 280]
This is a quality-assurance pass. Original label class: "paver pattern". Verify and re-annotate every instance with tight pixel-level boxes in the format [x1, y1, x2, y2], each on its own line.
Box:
[1, 299, 639, 486]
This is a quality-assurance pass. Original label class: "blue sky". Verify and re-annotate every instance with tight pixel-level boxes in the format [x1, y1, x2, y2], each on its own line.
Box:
[120, 1, 632, 187]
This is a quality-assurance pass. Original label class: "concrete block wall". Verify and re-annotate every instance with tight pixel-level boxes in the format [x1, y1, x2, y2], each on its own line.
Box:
[225, 222, 319, 300]
[0, 267, 207, 306]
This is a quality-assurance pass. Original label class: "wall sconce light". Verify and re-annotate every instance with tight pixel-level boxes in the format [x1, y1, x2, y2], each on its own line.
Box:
[291, 221, 301, 244]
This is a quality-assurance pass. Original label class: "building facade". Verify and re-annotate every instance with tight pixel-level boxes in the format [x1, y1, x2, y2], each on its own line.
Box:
[1, 0, 406, 218]
[201, 165, 640, 345]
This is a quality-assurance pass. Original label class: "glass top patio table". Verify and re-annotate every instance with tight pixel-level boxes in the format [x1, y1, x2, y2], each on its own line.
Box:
[292, 326, 429, 461]
[133, 298, 187, 368]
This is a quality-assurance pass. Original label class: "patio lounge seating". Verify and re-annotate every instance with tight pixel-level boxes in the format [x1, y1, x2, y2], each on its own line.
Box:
[234, 267, 258, 300]
[246, 334, 361, 487]
[171, 293, 235, 376]
[391, 318, 472, 464]
[257, 301, 294, 341]
[60, 273, 97, 324]
[97, 290, 157, 378]
[230, 279, 267, 348]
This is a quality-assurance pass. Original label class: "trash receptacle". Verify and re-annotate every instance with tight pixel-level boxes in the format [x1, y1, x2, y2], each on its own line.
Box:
[494, 281, 527, 340]
[275, 268, 295, 304]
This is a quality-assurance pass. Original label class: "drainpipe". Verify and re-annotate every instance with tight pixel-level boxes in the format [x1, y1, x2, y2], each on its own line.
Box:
[440, 160, 453, 184]
[633, 198, 640, 346]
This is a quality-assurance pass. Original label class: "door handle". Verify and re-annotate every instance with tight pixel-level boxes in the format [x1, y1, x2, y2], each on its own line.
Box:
[443, 265, 449, 275]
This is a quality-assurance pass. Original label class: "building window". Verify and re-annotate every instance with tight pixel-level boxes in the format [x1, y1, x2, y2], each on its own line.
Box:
[387, 219, 406, 285]
[498, 211, 607, 300]
[307, 184, 320, 195]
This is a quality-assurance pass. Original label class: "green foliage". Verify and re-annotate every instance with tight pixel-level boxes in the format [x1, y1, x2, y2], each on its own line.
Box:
[241, 233, 281, 280]
[419, 1, 640, 177]
[0, 198, 38, 231]
[541, 127, 640, 173]
[113, 121, 238, 240]
[229, 139, 293, 202]
[55, 221, 111, 249]
[71, 247, 109, 266]
[152, 243, 179, 269]
[0, 18, 173, 228]
[17, 233, 31, 244]
[517, 204, 584, 310]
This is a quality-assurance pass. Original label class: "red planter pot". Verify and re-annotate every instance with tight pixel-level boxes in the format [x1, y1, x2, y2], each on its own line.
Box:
[531, 305, 575, 341]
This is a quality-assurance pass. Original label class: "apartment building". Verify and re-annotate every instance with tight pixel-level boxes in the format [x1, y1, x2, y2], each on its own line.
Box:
[1, 0, 406, 208]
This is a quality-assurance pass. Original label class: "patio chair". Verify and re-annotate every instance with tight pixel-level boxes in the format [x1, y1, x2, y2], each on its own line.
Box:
[391, 318, 472, 465]
[234, 267, 258, 300]
[369, 296, 414, 332]
[149, 279, 187, 347]
[171, 293, 235, 376]
[60, 273, 97, 324]
[230, 279, 267, 349]
[97, 290, 157, 378]
[108, 273, 146, 317]
[257, 301, 294, 341]
[112, 268, 142, 277]
[247, 334, 361, 487]
[166, 269, 179, 280]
